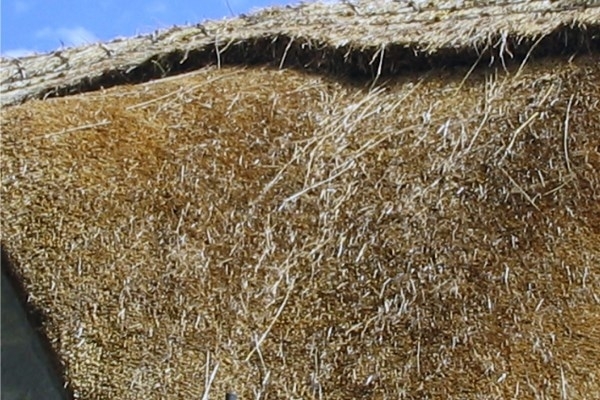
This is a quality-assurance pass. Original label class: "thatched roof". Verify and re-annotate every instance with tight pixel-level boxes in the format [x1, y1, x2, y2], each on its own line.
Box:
[1, 1, 600, 399]
[1, 0, 599, 106]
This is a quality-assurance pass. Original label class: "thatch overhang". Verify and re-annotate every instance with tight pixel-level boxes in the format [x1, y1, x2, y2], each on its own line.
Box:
[1, 1, 600, 399]
[1, 0, 599, 106]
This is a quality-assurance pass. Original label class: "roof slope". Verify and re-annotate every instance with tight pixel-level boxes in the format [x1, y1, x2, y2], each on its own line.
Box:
[2, 57, 600, 400]
[1, 1, 600, 399]
[1, 0, 599, 106]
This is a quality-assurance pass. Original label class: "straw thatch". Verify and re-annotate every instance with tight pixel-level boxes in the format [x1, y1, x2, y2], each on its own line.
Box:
[1, 1, 600, 399]
[1, 0, 599, 106]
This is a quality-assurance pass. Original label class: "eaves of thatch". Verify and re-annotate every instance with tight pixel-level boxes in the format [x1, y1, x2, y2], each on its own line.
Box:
[1, 1, 600, 400]
[1, 0, 599, 107]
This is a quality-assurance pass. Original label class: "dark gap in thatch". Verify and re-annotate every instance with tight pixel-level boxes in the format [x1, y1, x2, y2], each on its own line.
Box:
[0, 245, 74, 400]
[36, 23, 600, 102]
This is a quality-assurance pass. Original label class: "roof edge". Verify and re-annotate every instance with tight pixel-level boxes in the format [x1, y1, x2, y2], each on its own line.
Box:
[1, 3, 599, 106]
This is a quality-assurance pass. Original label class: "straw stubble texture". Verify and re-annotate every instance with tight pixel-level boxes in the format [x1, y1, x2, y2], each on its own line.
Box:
[1, 0, 599, 106]
[2, 51, 599, 398]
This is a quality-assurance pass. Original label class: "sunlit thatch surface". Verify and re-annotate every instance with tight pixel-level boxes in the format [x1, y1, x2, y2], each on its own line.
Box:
[1, 0, 599, 106]
[2, 53, 600, 398]
[2, 0, 600, 399]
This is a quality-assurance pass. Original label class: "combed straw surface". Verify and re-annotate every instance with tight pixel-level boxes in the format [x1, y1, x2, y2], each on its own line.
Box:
[1, 0, 599, 106]
[2, 1, 600, 400]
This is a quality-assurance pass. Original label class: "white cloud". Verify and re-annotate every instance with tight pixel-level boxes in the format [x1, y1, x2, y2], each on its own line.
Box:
[14, 0, 31, 13]
[35, 27, 99, 47]
[146, 1, 167, 14]
[1, 48, 36, 58]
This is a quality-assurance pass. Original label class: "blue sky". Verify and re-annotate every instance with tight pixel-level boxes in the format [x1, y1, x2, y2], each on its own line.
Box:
[1, 0, 302, 57]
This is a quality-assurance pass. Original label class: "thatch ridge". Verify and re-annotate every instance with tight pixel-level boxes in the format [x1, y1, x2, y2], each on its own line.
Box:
[1, 0, 599, 106]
